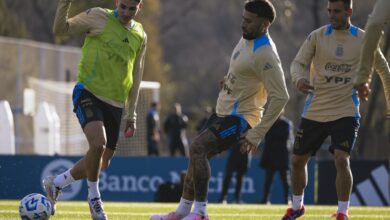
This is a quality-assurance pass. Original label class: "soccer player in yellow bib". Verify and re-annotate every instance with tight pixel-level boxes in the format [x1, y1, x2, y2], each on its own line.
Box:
[281, 0, 390, 220]
[355, 0, 390, 104]
[42, 0, 147, 219]
[151, 1, 289, 220]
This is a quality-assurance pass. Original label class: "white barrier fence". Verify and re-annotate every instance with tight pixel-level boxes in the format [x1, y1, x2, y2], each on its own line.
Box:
[0, 100, 15, 155]
[33, 102, 61, 155]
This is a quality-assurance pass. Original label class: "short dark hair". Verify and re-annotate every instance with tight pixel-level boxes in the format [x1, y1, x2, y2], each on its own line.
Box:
[328, 0, 353, 10]
[244, 0, 276, 23]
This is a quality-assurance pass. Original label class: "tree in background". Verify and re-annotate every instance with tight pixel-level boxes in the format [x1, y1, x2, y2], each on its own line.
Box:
[136, 0, 174, 113]
[1, 0, 172, 110]
[0, 1, 29, 38]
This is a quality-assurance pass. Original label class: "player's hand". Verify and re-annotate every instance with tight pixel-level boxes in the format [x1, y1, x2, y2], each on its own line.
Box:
[153, 130, 160, 141]
[297, 78, 314, 94]
[386, 114, 390, 120]
[124, 120, 136, 138]
[354, 83, 370, 101]
[239, 138, 257, 154]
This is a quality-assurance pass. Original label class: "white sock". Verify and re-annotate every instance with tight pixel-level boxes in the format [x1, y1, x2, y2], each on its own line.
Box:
[193, 201, 208, 216]
[87, 180, 101, 199]
[337, 201, 350, 215]
[175, 197, 193, 217]
[292, 194, 304, 210]
[53, 169, 75, 189]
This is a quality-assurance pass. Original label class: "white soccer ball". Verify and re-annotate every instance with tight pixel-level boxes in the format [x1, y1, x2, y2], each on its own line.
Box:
[19, 193, 52, 220]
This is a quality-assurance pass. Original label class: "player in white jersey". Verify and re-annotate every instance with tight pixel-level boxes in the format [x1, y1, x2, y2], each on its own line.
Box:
[355, 0, 390, 102]
[282, 0, 390, 220]
[151, 1, 289, 220]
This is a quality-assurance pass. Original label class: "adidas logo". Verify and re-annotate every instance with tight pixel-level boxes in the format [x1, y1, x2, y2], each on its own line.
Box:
[263, 62, 273, 71]
[350, 165, 389, 206]
[123, 38, 129, 43]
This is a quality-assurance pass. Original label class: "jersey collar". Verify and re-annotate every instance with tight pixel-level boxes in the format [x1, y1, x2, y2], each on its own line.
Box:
[253, 34, 271, 52]
[325, 24, 358, 37]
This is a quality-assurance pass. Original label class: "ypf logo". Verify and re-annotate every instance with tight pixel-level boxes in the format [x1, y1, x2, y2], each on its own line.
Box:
[41, 159, 82, 200]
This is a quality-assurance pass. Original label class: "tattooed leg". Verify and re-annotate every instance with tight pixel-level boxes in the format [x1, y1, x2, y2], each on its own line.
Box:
[182, 163, 195, 201]
[190, 130, 220, 202]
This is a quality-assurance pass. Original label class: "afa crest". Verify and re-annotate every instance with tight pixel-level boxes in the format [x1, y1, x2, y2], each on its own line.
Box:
[335, 45, 344, 57]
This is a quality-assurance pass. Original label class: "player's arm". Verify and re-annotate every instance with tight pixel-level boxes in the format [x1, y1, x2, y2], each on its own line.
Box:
[290, 32, 316, 93]
[287, 120, 294, 151]
[356, 0, 390, 85]
[372, 48, 390, 117]
[124, 34, 148, 136]
[53, 0, 106, 36]
[244, 51, 289, 151]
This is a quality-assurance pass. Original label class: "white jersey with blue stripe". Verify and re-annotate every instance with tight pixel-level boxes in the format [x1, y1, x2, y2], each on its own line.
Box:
[216, 34, 289, 146]
[291, 24, 371, 122]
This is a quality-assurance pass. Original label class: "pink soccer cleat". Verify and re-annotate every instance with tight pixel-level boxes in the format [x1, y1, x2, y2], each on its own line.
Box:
[281, 206, 305, 220]
[332, 212, 349, 220]
[150, 211, 182, 220]
[182, 212, 209, 220]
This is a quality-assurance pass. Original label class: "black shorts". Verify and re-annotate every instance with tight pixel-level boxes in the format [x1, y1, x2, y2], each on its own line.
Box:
[293, 117, 360, 156]
[72, 83, 123, 150]
[203, 113, 251, 153]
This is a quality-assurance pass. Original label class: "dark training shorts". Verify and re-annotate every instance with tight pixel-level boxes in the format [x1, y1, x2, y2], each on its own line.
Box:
[202, 113, 251, 153]
[72, 83, 123, 150]
[293, 117, 359, 156]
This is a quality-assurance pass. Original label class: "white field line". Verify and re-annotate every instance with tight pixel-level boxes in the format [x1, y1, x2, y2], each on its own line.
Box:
[2, 210, 390, 219]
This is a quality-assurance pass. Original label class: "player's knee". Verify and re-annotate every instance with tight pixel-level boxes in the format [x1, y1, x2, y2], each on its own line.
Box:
[90, 137, 107, 150]
[101, 159, 111, 170]
[189, 140, 206, 159]
[334, 155, 350, 170]
[89, 137, 107, 152]
[291, 155, 307, 169]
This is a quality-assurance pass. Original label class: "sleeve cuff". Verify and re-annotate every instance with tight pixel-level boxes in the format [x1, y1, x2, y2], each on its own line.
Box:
[124, 113, 136, 122]
[245, 130, 261, 147]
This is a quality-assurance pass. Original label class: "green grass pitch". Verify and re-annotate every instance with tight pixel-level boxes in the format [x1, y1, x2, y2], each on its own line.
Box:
[1, 200, 390, 219]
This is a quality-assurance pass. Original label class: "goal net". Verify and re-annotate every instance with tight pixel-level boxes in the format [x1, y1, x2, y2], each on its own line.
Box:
[28, 77, 160, 156]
